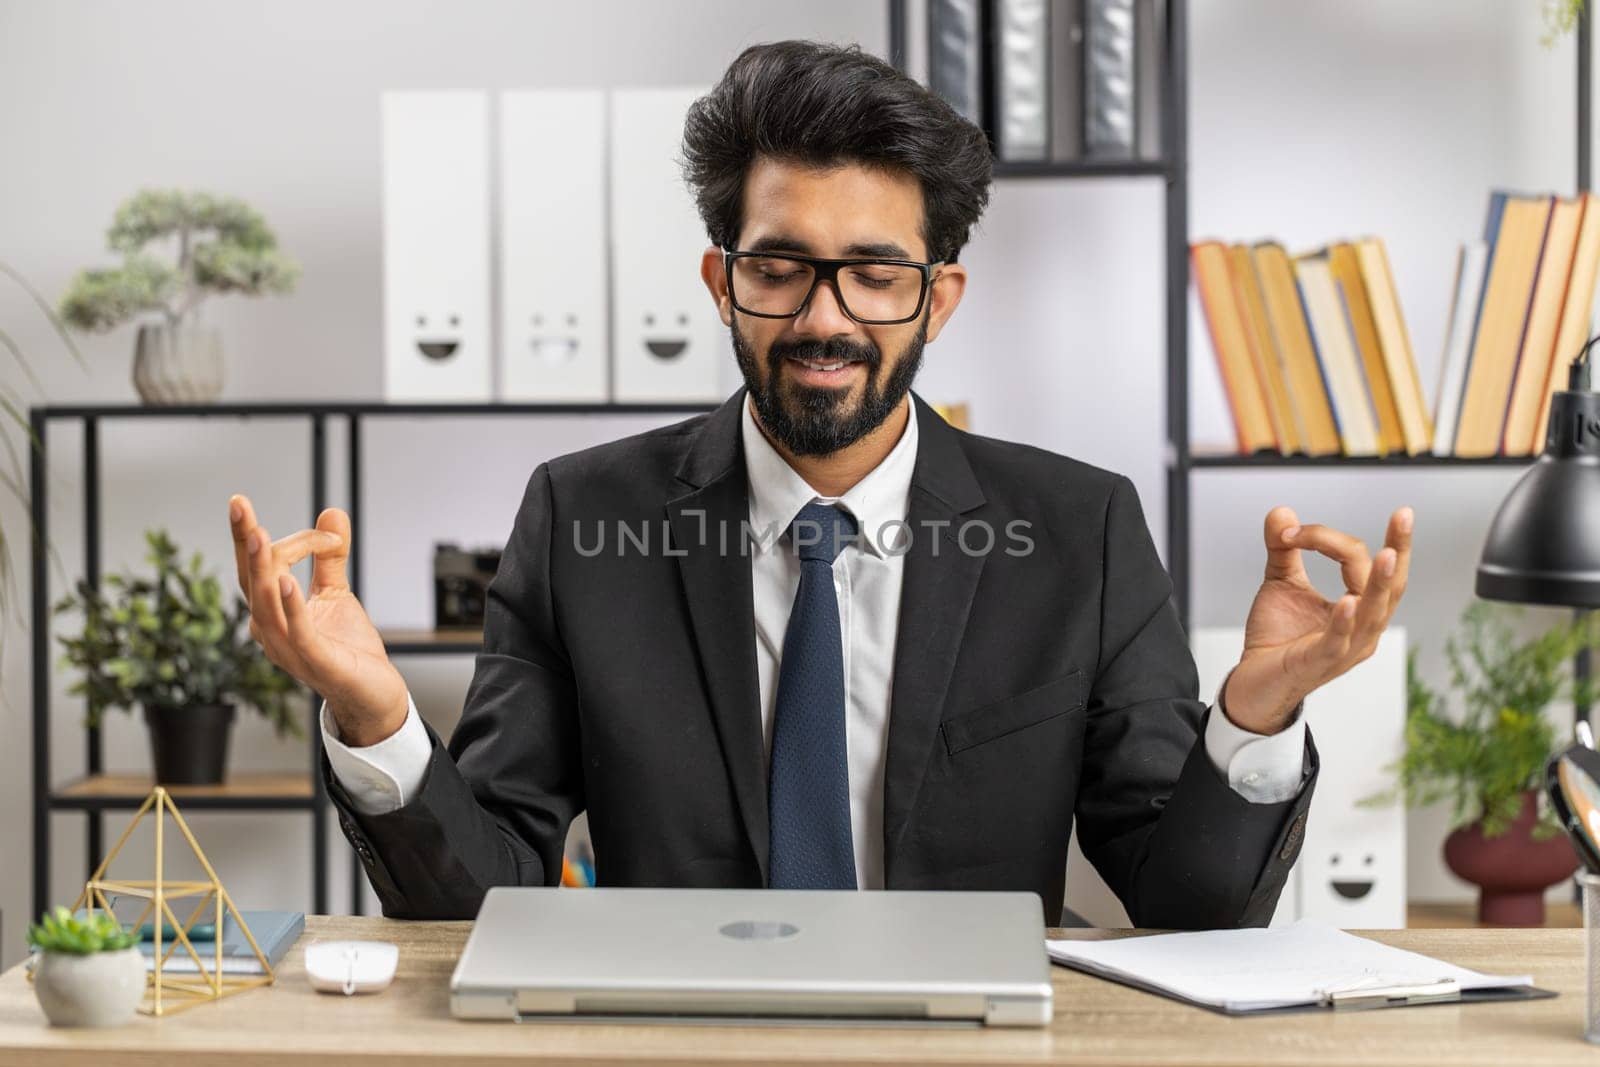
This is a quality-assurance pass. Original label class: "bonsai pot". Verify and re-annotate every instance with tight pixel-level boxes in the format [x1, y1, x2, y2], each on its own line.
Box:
[141, 701, 236, 785]
[33, 948, 146, 1027]
[1443, 789, 1579, 926]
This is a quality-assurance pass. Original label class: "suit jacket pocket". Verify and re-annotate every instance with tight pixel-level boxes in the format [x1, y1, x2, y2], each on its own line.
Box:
[940, 668, 1088, 756]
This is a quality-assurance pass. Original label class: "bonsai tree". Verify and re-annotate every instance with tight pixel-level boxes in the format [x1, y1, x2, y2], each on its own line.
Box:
[1368, 599, 1600, 837]
[52, 527, 302, 737]
[58, 189, 299, 332]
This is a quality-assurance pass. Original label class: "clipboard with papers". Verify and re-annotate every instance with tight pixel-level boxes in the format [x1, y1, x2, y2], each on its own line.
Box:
[1045, 919, 1557, 1015]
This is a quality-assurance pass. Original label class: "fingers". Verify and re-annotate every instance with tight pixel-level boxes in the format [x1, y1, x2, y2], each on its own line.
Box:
[1262, 505, 1305, 583]
[1311, 592, 1360, 667]
[1385, 505, 1414, 614]
[246, 522, 289, 639]
[229, 494, 259, 597]
[279, 571, 332, 676]
[1280, 521, 1372, 595]
[310, 507, 352, 595]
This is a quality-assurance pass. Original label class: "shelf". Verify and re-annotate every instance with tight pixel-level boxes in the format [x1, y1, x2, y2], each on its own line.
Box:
[381, 627, 484, 655]
[992, 158, 1171, 180]
[51, 773, 316, 811]
[1185, 451, 1539, 469]
[36, 401, 719, 421]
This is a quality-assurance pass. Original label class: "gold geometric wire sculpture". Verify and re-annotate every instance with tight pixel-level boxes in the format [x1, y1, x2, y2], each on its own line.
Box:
[54, 786, 275, 1016]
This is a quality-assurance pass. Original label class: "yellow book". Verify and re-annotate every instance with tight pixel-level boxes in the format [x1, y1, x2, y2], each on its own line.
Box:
[1192, 241, 1275, 453]
[1534, 191, 1600, 450]
[1502, 196, 1581, 455]
[1328, 242, 1401, 456]
[1251, 241, 1340, 456]
[1230, 243, 1300, 454]
[1455, 195, 1554, 457]
[1354, 238, 1433, 454]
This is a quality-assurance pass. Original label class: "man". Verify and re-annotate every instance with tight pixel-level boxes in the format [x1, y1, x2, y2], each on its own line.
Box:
[229, 41, 1412, 927]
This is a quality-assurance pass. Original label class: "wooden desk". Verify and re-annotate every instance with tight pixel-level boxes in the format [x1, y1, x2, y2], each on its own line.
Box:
[1, 916, 1597, 1066]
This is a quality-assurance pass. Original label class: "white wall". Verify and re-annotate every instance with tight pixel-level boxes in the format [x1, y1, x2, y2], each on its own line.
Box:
[0, 0, 1589, 959]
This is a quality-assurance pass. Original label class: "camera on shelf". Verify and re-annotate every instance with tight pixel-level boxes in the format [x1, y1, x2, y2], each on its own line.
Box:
[433, 542, 503, 630]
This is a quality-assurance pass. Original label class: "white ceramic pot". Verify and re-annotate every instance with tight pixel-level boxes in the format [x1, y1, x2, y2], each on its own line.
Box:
[132, 319, 224, 404]
[33, 948, 146, 1027]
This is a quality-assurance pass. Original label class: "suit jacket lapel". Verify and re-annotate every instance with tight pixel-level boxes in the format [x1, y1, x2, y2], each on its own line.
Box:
[883, 394, 988, 876]
[666, 390, 770, 882]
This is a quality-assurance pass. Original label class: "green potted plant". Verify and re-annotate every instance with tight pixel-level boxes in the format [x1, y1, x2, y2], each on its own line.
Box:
[28, 906, 144, 1027]
[1372, 599, 1600, 925]
[58, 188, 299, 404]
[52, 528, 302, 784]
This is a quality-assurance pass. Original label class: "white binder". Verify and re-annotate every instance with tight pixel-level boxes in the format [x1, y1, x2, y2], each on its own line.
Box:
[381, 90, 492, 402]
[498, 89, 609, 401]
[609, 87, 727, 403]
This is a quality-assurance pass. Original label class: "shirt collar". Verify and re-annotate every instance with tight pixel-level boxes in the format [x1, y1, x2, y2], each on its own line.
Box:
[741, 392, 919, 559]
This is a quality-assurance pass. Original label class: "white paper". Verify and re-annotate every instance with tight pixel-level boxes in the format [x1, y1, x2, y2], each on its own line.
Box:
[1045, 920, 1531, 1012]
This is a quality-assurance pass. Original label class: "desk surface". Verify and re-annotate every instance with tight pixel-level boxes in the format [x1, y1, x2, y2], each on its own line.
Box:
[1, 916, 1597, 1066]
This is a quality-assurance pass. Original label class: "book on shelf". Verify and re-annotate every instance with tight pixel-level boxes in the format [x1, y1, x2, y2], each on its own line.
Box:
[1192, 191, 1600, 462]
[1433, 190, 1600, 458]
[1294, 248, 1382, 456]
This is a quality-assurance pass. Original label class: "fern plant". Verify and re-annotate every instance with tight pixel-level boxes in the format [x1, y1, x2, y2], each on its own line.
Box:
[1368, 600, 1600, 838]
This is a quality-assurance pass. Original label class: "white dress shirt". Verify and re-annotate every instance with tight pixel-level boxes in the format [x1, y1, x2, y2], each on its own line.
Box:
[323, 394, 1309, 886]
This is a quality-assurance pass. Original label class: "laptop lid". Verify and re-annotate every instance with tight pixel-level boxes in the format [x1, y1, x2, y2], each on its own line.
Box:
[450, 886, 1052, 1027]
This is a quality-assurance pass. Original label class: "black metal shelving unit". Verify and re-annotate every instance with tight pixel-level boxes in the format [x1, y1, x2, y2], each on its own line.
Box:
[29, 401, 713, 922]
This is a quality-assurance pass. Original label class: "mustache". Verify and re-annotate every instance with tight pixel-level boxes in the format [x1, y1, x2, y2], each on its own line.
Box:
[767, 336, 879, 369]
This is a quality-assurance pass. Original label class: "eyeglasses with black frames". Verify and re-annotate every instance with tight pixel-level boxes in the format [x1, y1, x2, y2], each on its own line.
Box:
[722, 248, 944, 326]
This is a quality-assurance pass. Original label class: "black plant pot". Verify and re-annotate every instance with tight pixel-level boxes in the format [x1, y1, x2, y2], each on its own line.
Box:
[141, 702, 236, 785]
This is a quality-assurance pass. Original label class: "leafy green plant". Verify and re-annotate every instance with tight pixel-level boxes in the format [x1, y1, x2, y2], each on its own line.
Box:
[1544, 0, 1586, 46]
[52, 528, 301, 738]
[27, 907, 137, 955]
[1365, 599, 1600, 838]
[58, 189, 299, 332]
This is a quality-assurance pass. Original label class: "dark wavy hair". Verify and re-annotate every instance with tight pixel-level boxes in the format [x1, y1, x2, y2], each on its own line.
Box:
[681, 40, 993, 264]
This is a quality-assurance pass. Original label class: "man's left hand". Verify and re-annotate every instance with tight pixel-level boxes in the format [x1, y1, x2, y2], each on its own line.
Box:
[1221, 503, 1414, 735]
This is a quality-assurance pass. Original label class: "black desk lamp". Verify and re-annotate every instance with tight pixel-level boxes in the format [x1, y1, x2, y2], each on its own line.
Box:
[1477, 334, 1600, 606]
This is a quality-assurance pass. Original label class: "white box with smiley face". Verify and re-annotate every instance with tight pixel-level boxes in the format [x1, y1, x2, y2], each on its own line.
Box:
[609, 87, 728, 403]
[1191, 625, 1407, 929]
[381, 90, 492, 402]
[498, 89, 609, 401]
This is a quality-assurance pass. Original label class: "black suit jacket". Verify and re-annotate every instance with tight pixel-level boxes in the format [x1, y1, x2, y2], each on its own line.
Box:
[326, 388, 1318, 927]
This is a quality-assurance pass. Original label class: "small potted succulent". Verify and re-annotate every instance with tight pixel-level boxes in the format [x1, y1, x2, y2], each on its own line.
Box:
[57, 188, 299, 404]
[28, 907, 145, 1027]
[1370, 599, 1600, 925]
[53, 528, 302, 784]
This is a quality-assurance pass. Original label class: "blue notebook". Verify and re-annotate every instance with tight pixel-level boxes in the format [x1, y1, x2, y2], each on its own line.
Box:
[139, 910, 304, 974]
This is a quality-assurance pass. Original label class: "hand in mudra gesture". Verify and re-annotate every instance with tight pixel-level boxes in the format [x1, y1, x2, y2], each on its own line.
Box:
[229, 493, 408, 746]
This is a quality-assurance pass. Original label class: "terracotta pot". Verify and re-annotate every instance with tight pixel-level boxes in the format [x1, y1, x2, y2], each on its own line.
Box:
[1443, 790, 1579, 926]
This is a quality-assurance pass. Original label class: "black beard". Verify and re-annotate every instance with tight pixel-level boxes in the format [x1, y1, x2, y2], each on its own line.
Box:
[731, 315, 927, 458]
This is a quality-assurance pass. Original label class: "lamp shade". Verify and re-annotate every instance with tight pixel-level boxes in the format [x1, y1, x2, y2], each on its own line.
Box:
[1476, 386, 1600, 607]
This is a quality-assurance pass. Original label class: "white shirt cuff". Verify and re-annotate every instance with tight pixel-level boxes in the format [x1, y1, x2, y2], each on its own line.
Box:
[320, 692, 431, 816]
[1203, 670, 1309, 804]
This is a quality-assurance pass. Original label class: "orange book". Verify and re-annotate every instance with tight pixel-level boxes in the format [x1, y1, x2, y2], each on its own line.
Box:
[1455, 194, 1554, 457]
[1192, 241, 1275, 453]
[1534, 191, 1600, 450]
[1502, 195, 1582, 455]
[1354, 238, 1433, 454]
[1230, 243, 1300, 454]
[1328, 242, 1401, 456]
[1251, 241, 1341, 456]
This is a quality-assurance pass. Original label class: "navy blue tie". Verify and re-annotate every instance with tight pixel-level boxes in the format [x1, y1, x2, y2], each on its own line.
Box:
[767, 501, 859, 890]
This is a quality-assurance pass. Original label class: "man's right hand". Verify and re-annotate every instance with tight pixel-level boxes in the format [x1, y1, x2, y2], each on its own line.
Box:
[229, 493, 410, 748]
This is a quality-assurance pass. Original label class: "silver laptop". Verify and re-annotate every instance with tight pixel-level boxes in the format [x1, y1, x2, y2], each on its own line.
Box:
[450, 886, 1053, 1027]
